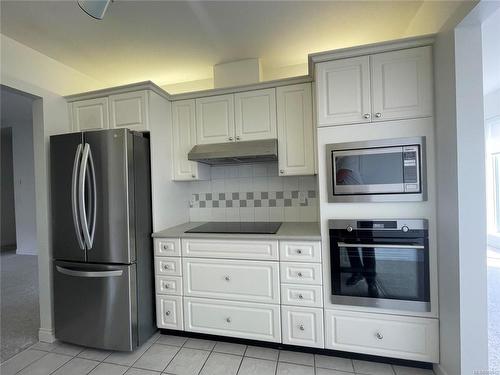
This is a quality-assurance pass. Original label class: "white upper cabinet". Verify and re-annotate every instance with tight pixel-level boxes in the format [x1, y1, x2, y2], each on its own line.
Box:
[196, 94, 235, 144]
[172, 100, 208, 181]
[316, 46, 433, 127]
[371, 46, 433, 122]
[109, 91, 149, 131]
[277, 83, 315, 176]
[316, 56, 371, 126]
[71, 97, 109, 131]
[234, 88, 277, 141]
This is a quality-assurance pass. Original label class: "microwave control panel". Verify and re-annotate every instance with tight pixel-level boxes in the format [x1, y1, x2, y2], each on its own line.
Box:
[403, 145, 420, 192]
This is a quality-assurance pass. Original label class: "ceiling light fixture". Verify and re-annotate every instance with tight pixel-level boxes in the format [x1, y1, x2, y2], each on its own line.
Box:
[77, 0, 112, 20]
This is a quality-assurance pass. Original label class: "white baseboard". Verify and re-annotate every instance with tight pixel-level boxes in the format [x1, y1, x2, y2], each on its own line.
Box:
[433, 364, 450, 375]
[38, 328, 55, 343]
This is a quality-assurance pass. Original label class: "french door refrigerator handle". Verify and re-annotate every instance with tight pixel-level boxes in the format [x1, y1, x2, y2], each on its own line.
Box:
[78, 143, 92, 249]
[71, 144, 85, 250]
[88, 146, 97, 249]
[337, 242, 425, 249]
[56, 265, 123, 278]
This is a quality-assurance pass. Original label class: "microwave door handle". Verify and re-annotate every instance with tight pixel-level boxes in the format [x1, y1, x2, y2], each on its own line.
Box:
[337, 242, 424, 249]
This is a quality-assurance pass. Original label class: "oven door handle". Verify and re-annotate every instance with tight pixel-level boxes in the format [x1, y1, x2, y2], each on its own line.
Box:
[337, 242, 425, 249]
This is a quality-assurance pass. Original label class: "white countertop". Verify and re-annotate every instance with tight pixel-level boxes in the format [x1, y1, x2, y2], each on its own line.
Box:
[152, 222, 321, 241]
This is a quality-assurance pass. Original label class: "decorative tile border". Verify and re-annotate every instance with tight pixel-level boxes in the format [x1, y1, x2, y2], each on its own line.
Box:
[191, 190, 317, 209]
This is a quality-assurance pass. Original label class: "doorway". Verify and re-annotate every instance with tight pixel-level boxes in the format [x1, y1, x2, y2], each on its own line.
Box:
[0, 86, 39, 361]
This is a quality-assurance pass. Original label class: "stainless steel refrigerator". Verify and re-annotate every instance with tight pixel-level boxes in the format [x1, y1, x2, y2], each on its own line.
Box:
[50, 129, 156, 351]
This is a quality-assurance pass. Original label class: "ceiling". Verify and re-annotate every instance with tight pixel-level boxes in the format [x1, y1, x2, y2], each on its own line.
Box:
[0, 1, 464, 92]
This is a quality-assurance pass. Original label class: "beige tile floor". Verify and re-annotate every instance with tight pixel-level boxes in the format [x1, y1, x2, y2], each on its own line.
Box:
[0, 333, 435, 375]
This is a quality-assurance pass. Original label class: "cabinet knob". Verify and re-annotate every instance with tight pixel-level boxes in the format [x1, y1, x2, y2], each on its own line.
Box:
[297, 272, 303, 277]
[375, 332, 383, 340]
[375, 112, 382, 118]
[164, 283, 169, 289]
[226, 317, 231, 323]
[298, 294, 304, 299]
[165, 311, 171, 316]
[296, 249, 302, 254]
[236, 136, 241, 141]
[279, 170, 285, 174]
[191, 174, 196, 179]
[363, 113, 370, 119]
[228, 137, 234, 141]
[163, 264, 169, 270]
[224, 275, 230, 281]
[299, 324, 305, 331]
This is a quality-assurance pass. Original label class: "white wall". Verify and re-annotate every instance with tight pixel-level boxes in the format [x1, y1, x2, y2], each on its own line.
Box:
[433, 2, 498, 374]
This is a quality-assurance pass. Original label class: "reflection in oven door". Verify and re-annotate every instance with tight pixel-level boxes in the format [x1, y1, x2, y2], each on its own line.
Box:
[330, 219, 430, 313]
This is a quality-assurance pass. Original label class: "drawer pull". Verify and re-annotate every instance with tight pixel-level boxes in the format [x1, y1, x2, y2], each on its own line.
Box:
[375, 332, 383, 340]
[163, 264, 170, 270]
[298, 294, 304, 299]
[224, 275, 230, 281]
[296, 249, 302, 254]
[165, 310, 171, 316]
[297, 272, 303, 277]
[299, 324, 305, 331]
[163, 283, 169, 289]
[162, 244, 170, 251]
[226, 317, 231, 323]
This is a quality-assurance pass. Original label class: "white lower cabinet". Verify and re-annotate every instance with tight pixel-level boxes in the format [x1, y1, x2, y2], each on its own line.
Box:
[156, 295, 183, 330]
[282, 306, 324, 348]
[324, 310, 439, 362]
[155, 257, 182, 276]
[280, 284, 323, 308]
[184, 297, 281, 342]
[183, 258, 280, 303]
[155, 275, 183, 296]
[280, 262, 322, 285]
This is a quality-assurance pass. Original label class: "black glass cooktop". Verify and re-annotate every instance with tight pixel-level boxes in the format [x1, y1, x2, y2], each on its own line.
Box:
[186, 222, 282, 234]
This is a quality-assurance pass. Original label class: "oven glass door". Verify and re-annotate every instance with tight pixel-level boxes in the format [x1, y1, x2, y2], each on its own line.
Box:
[332, 240, 430, 304]
[332, 147, 405, 194]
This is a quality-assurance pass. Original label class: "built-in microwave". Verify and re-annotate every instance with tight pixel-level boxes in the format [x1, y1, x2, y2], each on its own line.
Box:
[326, 137, 427, 202]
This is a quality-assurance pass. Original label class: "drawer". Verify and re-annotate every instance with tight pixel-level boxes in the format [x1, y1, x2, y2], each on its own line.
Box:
[282, 306, 324, 348]
[184, 258, 279, 303]
[155, 257, 182, 276]
[184, 297, 281, 342]
[280, 262, 322, 285]
[156, 295, 183, 330]
[155, 276, 183, 296]
[154, 238, 181, 257]
[281, 284, 323, 308]
[324, 310, 439, 362]
[279, 241, 321, 262]
[182, 239, 278, 260]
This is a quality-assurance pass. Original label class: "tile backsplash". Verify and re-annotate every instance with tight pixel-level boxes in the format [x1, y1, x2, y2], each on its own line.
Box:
[189, 163, 318, 222]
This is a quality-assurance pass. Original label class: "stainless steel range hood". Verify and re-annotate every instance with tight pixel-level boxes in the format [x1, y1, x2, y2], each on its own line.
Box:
[188, 139, 278, 165]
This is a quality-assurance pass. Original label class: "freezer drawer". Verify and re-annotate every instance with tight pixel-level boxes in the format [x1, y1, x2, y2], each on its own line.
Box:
[53, 261, 137, 351]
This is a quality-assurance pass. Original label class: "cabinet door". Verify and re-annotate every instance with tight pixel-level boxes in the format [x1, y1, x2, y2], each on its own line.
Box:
[234, 88, 277, 141]
[276, 83, 315, 176]
[109, 91, 149, 131]
[371, 46, 433, 122]
[316, 56, 371, 126]
[282, 306, 324, 348]
[71, 98, 109, 131]
[196, 94, 235, 144]
[172, 100, 199, 180]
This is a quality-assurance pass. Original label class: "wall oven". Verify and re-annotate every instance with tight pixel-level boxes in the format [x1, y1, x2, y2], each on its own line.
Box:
[329, 219, 430, 313]
[326, 137, 426, 202]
